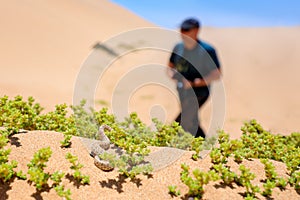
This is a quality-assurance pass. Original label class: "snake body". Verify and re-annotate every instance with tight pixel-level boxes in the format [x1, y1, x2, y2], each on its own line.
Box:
[90, 124, 114, 171]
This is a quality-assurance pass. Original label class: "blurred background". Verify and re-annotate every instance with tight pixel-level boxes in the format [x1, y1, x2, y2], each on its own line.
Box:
[1, 0, 299, 138]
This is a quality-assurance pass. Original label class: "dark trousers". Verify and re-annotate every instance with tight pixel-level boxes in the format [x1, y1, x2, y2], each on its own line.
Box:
[175, 88, 209, 138]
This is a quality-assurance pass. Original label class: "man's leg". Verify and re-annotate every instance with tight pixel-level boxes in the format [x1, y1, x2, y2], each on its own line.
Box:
[195, 95, 209, 138]
[174, 89, 183, 124]
[175, 113, 181, 123]
[196, 127, 206, 138]
[176, 89, 200, 136]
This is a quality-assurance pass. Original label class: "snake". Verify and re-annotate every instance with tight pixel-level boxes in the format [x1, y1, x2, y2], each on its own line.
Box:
[90, 124, 114, 171]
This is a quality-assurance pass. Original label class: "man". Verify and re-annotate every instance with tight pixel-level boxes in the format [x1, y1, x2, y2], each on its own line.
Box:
[167, 18, 221, 138]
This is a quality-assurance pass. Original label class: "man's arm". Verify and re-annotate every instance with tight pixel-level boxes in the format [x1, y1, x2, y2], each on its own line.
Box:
[166, 61, 176, 79]
[167, 62, 222, 89]
[192, 68, 221, 87]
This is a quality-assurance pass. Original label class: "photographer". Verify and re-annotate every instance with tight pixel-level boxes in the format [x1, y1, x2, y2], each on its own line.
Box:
[167, 18, 221, 138]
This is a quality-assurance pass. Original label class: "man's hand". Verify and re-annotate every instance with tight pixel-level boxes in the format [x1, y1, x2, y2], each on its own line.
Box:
[193, 78, 205, 87]
[192, 69, 221, 87]
[183, 78, 193, 89]
[183, 78, 205, 89]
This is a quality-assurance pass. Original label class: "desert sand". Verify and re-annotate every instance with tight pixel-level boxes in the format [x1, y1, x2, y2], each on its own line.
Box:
[1, 0, 300, 136]
[0, 0, 299, 199]
[1, 131, 298, 200]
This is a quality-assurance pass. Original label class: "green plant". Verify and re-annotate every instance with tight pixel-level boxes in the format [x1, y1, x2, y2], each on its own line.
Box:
[276, 177, 288, 188]
[99, 152, 153, 179]
[1, 96, 300, 198]
[210, 131, 243, 165]
[27, 147, 52, 190]
[0, 129, 23, 183]
[260, 158, 288, 196]
[210, 148, 225, 165]
[0, 95, 77, 149]
[27, 148, 74, 198]
[282, 148, 300, 174]
[289, 170, 300, 190]
[50, 171, 72, 199]
[71, 100, 99, 139]
[0, 160, 18, 183]
[16, 170, 27, 180]
[180, 163, 219, 199]
[244, 194, 257, 200]
[50, 171, 65, 186]
[191, 137, 204, 161]
[261, 159, 277, 181]
[60, 134, 72, 148]
[0, 96, 156, 181]
[151, 118, 190, 148]
[202, 136, 217, 150]
[0, 95, 43, 134]
[34, 103, 77, 136]
[65, 153, 90, 185]
[54, 185, 72, 200]
[262, 179, 276, 196]
[168, 185, 181, 197]
[236, 165, 260, 198]
[213, 163, 237, 185]
[121, 164, 153, 180]
[0, 130, 11, 165]
[240, 120, 294, 162]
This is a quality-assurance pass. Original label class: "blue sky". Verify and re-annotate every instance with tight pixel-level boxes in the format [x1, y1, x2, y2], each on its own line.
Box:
[111, 0, 300, 29]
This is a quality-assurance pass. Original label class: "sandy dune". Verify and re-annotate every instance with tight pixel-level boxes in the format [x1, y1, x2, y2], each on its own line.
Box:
[1, 0, 299, 137]
[0, 0, 154, 109]
[0, 1, 300, 199]
[201, 26, 300, 136]
[2, 131, 298, 200]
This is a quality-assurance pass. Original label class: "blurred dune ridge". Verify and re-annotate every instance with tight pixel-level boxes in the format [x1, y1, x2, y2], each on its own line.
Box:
[0, 1, 300, 136]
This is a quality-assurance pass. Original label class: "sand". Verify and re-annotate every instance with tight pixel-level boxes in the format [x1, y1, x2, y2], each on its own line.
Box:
[1, 0, 300, 136]
[1, 131, 299, 200]
[0, 0, 300, 199]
